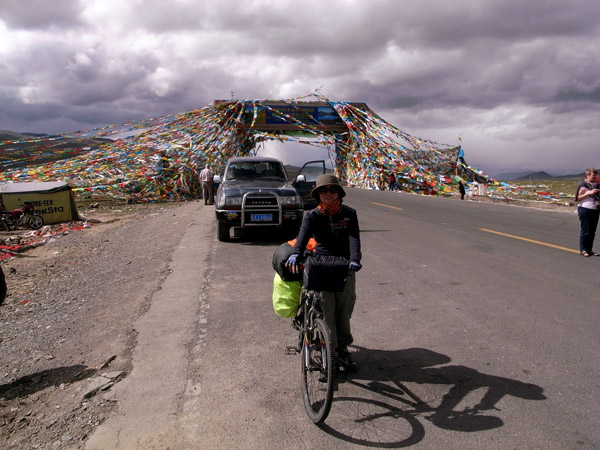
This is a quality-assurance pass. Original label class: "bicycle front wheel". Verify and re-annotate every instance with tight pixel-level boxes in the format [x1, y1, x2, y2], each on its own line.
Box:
[301, 317, 334, 424]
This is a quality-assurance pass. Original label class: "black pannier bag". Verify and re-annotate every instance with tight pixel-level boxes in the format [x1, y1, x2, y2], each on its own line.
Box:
[272, 242, 303, 282]
[303, 255, 349, 292]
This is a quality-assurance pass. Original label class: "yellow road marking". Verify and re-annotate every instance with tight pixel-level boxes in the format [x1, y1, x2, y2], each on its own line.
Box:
[479, 228, 579, 254]
[371, 202, 404, 211]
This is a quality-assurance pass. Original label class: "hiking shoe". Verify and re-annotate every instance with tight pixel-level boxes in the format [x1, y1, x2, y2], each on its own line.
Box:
[336, 348, 358, 373]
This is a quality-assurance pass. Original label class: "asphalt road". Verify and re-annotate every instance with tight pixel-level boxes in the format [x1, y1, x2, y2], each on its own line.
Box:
[88, 189, 600, 449]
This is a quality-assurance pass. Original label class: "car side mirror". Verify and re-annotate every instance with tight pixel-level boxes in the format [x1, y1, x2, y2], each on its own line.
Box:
[295, 174, 306, 183]
[214, 175, 222, 183]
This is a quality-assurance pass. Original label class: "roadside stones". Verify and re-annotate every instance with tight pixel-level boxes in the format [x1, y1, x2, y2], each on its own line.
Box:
[82, 371, 125, 400]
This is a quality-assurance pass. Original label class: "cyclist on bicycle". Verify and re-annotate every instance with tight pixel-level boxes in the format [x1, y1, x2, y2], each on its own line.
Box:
[286, 174, 362, 372]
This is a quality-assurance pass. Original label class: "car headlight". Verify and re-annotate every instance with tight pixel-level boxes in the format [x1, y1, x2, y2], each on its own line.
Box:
[224, 197, 242, 206]
[216, 194, 242, 208]
[280, 195, 301, 206]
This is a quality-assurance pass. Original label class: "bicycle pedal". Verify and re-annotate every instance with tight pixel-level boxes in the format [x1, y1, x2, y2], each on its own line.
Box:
[285, 345, 300, 355]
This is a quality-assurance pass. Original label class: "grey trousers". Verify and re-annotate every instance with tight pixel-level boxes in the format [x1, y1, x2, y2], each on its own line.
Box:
[201, 181, 214, 204]
[320, 273, 356, 351]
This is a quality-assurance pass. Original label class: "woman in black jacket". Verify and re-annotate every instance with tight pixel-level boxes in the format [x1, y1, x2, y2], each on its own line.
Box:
[286, 174, 362, 372]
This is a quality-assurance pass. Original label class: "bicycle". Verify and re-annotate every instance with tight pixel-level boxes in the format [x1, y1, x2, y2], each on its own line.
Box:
[287, 287, 335, 423]
[286, 253, 349, 424]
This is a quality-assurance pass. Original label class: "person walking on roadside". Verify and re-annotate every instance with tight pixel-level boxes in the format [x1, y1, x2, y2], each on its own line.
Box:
[458, 181, 466, 200]
[389, 172, 397, 191]
[377, 169, 387, 190]
[285, 174, 362, 373]
[199, 164, 214, 205]
[575, 167, 600, 257]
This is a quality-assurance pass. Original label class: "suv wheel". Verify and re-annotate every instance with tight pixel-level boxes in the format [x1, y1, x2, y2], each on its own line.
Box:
[217, 221, 230, 242]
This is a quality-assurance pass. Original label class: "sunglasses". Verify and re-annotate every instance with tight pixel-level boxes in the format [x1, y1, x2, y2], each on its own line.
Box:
[318, 187, 338, 194]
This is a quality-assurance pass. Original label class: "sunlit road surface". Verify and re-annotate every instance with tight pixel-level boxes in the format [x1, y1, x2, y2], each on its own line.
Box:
[479, 227, 580, 254]
[197, 189, 599, 449]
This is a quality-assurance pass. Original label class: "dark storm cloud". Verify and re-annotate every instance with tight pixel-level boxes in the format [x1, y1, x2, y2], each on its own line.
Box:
[555, 87, 600, 103]
[394, 0, 600, 48]
[1, 0, 83, 29]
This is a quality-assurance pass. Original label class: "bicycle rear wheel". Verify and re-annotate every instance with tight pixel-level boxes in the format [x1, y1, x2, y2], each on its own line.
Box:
[301, 317, 334, 423]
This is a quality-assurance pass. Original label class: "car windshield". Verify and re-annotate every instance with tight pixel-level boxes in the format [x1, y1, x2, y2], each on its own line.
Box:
[225, 161, 286, 181]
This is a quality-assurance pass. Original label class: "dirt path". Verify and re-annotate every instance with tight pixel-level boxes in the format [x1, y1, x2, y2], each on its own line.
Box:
[0, 201, 205, 449]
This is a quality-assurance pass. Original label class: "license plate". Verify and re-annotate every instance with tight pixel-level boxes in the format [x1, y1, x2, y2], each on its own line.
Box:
[251, 214, 272, 222]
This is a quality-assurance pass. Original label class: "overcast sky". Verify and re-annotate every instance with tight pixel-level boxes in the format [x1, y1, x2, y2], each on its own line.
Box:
[1, 0, 599, 176]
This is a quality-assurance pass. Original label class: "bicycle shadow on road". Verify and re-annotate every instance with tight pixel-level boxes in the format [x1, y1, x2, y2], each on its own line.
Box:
[321, 346, 546, 446]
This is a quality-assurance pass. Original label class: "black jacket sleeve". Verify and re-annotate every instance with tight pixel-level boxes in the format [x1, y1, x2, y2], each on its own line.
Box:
[291, 210, 315, 256]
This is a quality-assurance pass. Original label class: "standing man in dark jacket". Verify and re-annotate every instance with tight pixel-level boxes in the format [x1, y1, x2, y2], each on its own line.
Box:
[286, 174, 362, 372]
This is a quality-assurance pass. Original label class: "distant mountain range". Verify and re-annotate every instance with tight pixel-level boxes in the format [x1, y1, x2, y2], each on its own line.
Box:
[0, 129, 111, 142]
[0, 130, 49, 141]
[493, 170, 583, 181]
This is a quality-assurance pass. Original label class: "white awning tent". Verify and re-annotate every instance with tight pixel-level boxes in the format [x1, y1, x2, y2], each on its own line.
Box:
[0, 181, 80, 224]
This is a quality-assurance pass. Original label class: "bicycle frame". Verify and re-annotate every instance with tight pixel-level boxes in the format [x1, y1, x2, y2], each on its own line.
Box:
[294, 289, 324, 349]
[301, 291, 323, 360]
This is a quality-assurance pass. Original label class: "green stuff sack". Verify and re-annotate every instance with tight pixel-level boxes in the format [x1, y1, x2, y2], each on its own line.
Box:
[272, 273, 302, 318]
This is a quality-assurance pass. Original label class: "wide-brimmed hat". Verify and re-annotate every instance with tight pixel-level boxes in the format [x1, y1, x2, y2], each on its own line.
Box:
[310, 174, 346, 200]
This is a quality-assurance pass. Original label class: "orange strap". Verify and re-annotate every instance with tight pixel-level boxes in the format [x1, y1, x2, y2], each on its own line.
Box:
[287, 237, 317, 251]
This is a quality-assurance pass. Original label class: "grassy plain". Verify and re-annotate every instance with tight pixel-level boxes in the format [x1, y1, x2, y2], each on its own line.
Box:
[510, 176, 580, 199]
